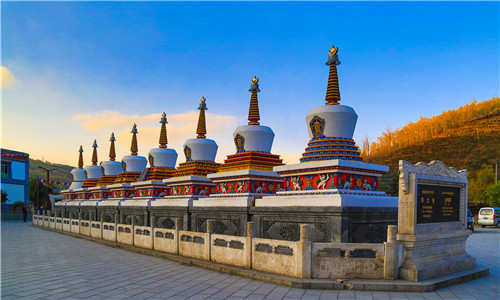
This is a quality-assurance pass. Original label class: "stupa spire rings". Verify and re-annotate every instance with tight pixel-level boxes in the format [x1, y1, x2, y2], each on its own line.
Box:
[130, 123, 139, 156]
[248, 76, 261, 125]
[325, 45, 341, 106]
[159, 112, 168, 148]
[196, 97, 207, 139]
[91, 139, 98, 166]
[109, 132, 116, 161]
[78, 145, 84, 169]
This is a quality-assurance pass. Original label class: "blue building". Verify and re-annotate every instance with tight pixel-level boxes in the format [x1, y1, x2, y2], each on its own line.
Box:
[1, 149, 29, 209]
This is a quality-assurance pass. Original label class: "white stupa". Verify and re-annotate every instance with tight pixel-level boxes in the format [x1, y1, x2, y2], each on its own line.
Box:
[156, 97, 220, 207]
[197, 77, 284, 208]
[101, 133, 122, 176]
[121, 124, 147, 174]
[256, 45, 397, 208]
[69, 145, 86, 190]
[148, 112, 178, 169]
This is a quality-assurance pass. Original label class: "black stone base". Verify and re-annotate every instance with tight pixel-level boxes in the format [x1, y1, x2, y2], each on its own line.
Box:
[56, 204, 397, 243]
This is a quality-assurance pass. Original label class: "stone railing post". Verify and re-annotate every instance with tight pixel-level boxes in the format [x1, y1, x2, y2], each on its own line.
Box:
[151, 216, 155, 249]
[131, 216, 135, 246]
[300, 224, 309, 242]
[78, 212, 82, 234]
[174, 218, 181, 255]
[384, 225, 399, 280]
[100, 213, 104, 238]
[298, 224, 312, 279]
[206, 219, 214, 261]
[114, 214, 118, 242]
[246, 222, 254, 269]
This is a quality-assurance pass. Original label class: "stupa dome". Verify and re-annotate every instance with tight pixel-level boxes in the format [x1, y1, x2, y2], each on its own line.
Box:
[101, 161, 122, 176]
[305, 105, 358, 139]
[149, 148, 177, 168]
[232, 125, 274, 153]
[183, 138, 217, 161]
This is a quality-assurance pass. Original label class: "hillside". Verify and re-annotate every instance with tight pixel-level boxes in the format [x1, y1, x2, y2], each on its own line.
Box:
[29, 159, 73, 184]
[365, 113, 500, 175]
[363, 98, 500, 197]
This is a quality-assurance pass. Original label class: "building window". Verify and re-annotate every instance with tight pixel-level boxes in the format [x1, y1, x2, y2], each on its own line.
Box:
[1, 164, 10, 179]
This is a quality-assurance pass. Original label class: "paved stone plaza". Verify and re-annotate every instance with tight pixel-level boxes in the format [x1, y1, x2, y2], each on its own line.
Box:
[1, 221, 498, 300]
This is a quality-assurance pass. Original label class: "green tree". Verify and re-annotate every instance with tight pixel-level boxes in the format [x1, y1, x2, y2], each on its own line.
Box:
[378, 172, 399, 196]
[484, 184, 500, 207]
[29, 179, 58, 209]
[468, 164, 495, 204]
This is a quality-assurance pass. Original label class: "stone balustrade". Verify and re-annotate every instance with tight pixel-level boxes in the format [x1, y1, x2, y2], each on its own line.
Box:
[33, 212, 402, 280]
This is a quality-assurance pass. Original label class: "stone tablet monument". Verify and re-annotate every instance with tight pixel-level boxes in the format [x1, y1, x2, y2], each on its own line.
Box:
[397, 160, 475, 281]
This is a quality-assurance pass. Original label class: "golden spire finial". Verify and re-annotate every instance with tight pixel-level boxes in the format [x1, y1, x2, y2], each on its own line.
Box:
[196, 97, 207, 139]
[159, 112, 168, 148]
[130, 123, 138, 156]
[248, 76, 261, 125]
[78, 145, 84, 169]
[325, 44, 341, 106]
[329, 45, 339, 55]
[109, 132, 116, 161]
[91, 139, 98, 165]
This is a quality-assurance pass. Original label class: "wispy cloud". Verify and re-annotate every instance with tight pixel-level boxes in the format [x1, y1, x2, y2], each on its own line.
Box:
[72, 110, 242, 162]
[280, 152, 301, 165]
[1, 66, 16, 89]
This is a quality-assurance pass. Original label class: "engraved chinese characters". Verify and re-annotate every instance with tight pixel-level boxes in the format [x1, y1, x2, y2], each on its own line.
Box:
[416, 184, 460, 224]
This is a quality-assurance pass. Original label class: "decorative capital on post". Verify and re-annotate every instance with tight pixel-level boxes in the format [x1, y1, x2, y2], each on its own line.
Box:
[130, 123, 138, 155]
[78, 145, 84, 169]
[159, 112, 168, 148]
[325, 45, 341, 106]
[248, 76, 261, 125]
[196, 97, 207, 139]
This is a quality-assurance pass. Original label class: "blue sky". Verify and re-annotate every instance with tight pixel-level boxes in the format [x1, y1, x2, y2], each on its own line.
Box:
[2, 1, 499, 167]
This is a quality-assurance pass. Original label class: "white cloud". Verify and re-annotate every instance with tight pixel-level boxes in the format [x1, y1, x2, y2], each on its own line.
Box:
[280, 152, 301, 165]
[1, 66, 15, 89]
[73, 110, 241, 163]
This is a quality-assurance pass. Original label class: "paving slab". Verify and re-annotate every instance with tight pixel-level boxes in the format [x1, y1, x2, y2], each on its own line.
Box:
[1, 221, 498, 299]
